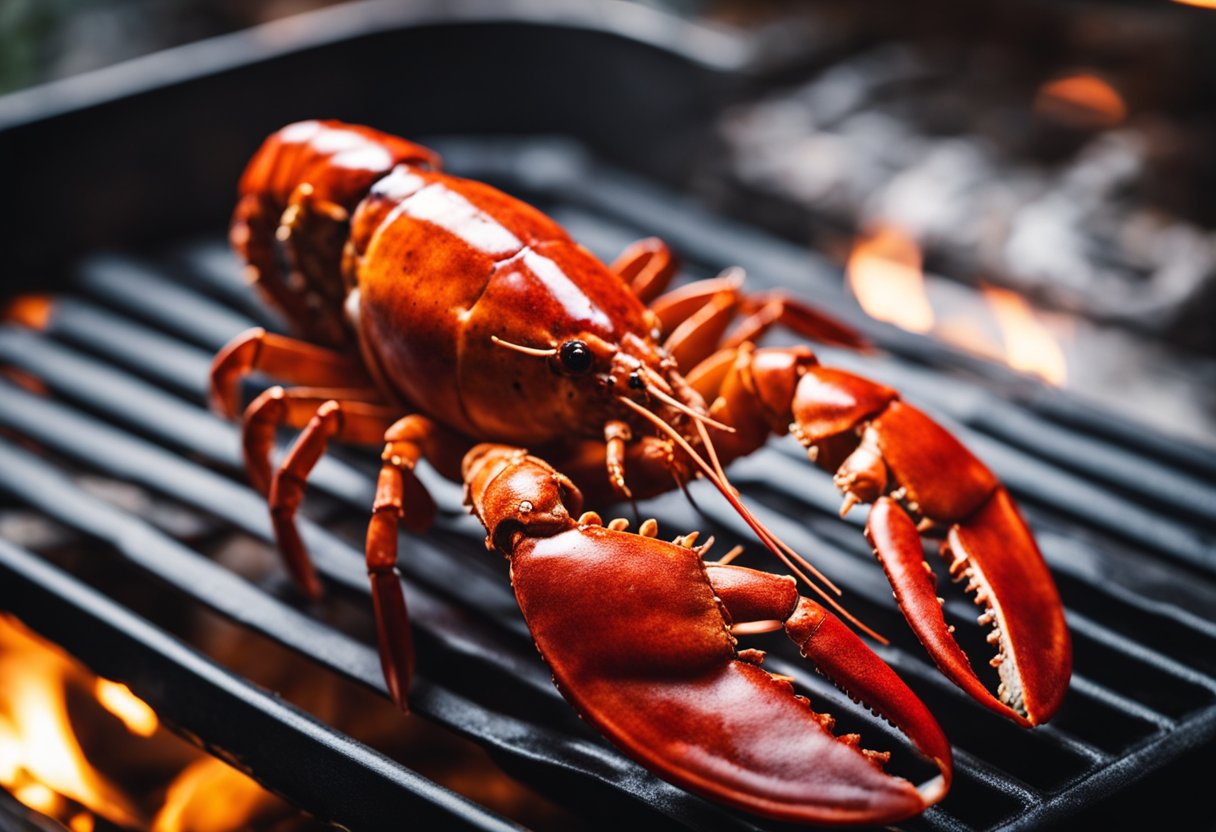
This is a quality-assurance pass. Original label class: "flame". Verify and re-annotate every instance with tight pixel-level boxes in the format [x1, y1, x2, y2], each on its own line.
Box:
[982, 286, 1068, 386]
[153, 757, 284, 832]
[0, 616, 293, 831]
[843, 229, 1067, 386]
[934, 318, 1006, 362]
[1172, 0, 1216, 8]
[1034, 73, 1126, 129]
[846, 226, 934, 333]
[95, 679, 159, 738]
[0, 622, 140, 827]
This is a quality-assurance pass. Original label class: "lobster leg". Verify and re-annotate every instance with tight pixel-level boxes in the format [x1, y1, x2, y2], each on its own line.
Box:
[277, 182, 353, 315]
[609, 237, 679, 303]
[688, 346, 1070, 725]
[232, 187, 348, 347]
[241, 386, 393, 495]
[367, 415, 470, 708]
[720, 292, 871, 352]
[551, 433, 687, 504]
[649, 273, 869, 367]
[262, 397, 398, 599]
[210, 326, 375, 418]
[231, 195, 320, 344]
[463, 445, 949, 825]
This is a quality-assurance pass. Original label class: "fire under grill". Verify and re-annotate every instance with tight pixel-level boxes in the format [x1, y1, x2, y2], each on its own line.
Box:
[2, 3, 1216, 831]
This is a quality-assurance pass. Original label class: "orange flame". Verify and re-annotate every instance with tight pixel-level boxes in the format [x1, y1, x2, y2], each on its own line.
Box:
[1172, 0, 1216, 8]
[1034, 73, 1126, 129]
[0, 616, 293, 831]
[0, 621, 140, 827]
[846, 226, 934, 333]
[982, 286, 1068, 386]
[153, 757, 284, 832]
[94, 679, 159, 738]
[844, 229, 1067, 386]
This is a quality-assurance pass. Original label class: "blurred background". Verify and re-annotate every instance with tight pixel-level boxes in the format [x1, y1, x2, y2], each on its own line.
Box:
[0, 0, 348, 95]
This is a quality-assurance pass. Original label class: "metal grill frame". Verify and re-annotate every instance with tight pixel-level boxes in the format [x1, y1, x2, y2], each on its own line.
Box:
[2, 2, 1215, 830]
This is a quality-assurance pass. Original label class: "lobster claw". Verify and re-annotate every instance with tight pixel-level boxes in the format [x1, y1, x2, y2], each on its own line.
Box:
[516, 530, 951, 824]
[793, 367, 1071, 726]
[467, 445, 950, 825]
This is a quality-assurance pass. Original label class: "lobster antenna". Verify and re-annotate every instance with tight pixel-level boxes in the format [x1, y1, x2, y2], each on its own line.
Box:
[490, 336, 558, 357]
[644, 383, 735, 434]
[692, 417, 843, 598]
[691, 418, 847, 598]
[692, 418, 733, 495]
[617, 396, 883, 642]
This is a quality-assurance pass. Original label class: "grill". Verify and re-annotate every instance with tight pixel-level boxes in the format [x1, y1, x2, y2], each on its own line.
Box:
[2, 2, 1215, 830]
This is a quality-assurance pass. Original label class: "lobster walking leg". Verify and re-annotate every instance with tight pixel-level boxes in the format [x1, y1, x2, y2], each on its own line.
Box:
[241, 386, 393, 495]
[367, 415, 469, 708]
[609, 237, 679, 303]
[210, 327, 375, 418]
[647, 274, 867, 373]
[263, 398, 397, 598]
[463, 444, 949, 825]
[231, 195, 327, 345]
[648, 271, 869, 365]
[276, 182, 354, 314]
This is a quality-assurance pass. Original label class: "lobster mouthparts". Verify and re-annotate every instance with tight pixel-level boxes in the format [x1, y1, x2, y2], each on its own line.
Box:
[511, 525, 951, 826]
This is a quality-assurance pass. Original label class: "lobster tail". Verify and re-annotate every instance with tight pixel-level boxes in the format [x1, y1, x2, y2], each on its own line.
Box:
[232, 120, 442, 346]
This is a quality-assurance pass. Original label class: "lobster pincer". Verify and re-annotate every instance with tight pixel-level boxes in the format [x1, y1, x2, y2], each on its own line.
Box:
[465, 444, 951, 826]
[684, 346, 1071, 726]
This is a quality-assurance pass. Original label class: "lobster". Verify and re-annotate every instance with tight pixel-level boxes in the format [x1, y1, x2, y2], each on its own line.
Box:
[210, 120, 1070, 825]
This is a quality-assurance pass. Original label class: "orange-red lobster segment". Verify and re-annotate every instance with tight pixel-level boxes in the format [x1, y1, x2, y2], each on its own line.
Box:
[688, 346, 1070, 726]
[705, 564, 952, 779]
[464, 445, 950, 826]
[232, 121, 440, 346]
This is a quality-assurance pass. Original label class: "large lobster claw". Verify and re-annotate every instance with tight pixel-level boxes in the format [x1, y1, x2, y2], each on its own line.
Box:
[466, 445, 951, 825]
[790, 365, 1071, 726]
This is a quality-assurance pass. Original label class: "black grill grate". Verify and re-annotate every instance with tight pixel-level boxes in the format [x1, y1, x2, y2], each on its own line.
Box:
[1, 137, 1214, 831]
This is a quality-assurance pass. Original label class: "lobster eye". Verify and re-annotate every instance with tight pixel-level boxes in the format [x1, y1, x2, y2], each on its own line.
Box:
[559, 340, 593, 374]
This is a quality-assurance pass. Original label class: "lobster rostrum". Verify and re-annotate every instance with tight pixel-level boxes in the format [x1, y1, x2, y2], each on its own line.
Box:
[211, 120, 1070, 825]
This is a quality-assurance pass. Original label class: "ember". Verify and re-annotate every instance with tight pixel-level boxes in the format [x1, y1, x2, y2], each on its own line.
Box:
[1034, 74, 1127, 130]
